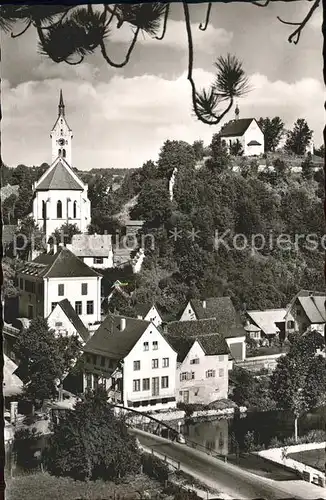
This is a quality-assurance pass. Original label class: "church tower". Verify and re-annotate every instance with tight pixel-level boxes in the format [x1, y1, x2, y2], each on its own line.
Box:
[50, 90, 73, 165]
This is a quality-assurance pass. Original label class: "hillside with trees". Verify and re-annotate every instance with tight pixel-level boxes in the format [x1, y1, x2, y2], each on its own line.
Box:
[101, 127, 324, 320]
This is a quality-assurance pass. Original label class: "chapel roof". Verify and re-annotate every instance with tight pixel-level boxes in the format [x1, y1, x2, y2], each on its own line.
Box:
[35, 160, 83, 191]
[220, 118, 255, 137]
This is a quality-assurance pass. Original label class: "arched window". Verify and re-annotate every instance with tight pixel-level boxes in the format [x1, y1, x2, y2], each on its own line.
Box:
[73, 201, 77, 219]
[58, 148, 61, 156]
[42, 201, 46, 219]
[60, 129, 63, 135]
[57, 200, 62, 218]
[62, 149, 66, 158]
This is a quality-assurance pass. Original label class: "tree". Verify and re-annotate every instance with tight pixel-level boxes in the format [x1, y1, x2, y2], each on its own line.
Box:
[52, 223, 81, 246]
[2, 193, 18, 224]
[2, 257, 19, 300]
[15, 215, 45, 260]
[270, 332, 326, 441]
[44, 388, 140, 481]
[285, 119, 313, 156]
[13, 317, 82, 406]
[301, 154, 314, 181]
[229, 139, 244, 157]
[192, 140, 204, 161]
[273, 158, 289, 180]
[130, 179, 172, 227]
[314, 144, 324, 158]
[258, 117, 285, 152]
[157, 140, 196, 179]
[205, 134, 230, 173]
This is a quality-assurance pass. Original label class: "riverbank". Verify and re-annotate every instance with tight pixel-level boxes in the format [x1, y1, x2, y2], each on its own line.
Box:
[255, 442, 326, 488]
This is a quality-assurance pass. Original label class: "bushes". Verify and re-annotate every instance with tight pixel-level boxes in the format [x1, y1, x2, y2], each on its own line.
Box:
[177, 403, 206, 418]
[141, 454, 170, 483]
[268, 430, 326, 449]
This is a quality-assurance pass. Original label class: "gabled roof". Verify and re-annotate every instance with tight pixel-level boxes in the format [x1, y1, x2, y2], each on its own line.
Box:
[188, 297, 241, 326]
[19, 247, 100, 279]
[165, 318, 246, 339]
[134, 303, 161, 319]
[287, 290, 326, 324]
[247, 140, 261, 146]
[54, 299, 90, 342]
[36, 160, 82, 191]
[167, 333, 229, 363]
[246, 308, 290, 335]
[35, 158, 83, 191]
[220, 118, 255, 137]
[68, 234, 112, 257]
[83, 314, 151, 359]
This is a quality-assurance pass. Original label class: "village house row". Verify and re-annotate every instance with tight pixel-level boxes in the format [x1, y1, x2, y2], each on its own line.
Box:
[3, 93, 325, 412]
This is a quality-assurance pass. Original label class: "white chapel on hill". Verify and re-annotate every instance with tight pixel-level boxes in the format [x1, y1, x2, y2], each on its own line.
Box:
[32, 91, 91, 241]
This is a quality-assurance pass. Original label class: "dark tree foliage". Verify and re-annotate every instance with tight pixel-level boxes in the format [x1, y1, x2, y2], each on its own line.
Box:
[13, 317, 82, 406]
[157, 140, 197, 179]
[229, 139, 244, 156]
[285, 118, 313, 156]
[52, 223, 81, 246]
[43, 388, 140, 481]
[258, 117, 285, 152]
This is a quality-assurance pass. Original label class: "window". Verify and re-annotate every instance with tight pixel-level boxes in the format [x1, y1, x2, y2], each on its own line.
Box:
[93, 355, 97, 365]
[287, 320, 295, 329]
[206, 370, 216, 378]
[152, 341, 158, 350]
[94, 257, 104, 264]
[162, 357, 169, 368]
[143, 342, 149, 351]
[51, 302, 58, 311]
[19, 278, 23, 290]
[55, 322, 63, 327]
[62, 149, 66, 158]
[133, 360, 140, 371]
[180, 372, 188, 381]
[75, 301, 82, 315]
[100, 356, 106, 367]
[190, 372, 195, 380]
[73, 201, 77, 219]
[57, 200, 62, 218]
[161, 376, 169, 389]
[190, 358, 199, 365]
[143, 378, 150, 391]
[25, 280, 35, 293]
[81, 283, 88, 295]
[87, 301, 94, 315]
[93, 374, 99, 389]
[152, 359, 159, 369]
[296, 308, 301, 316]
[85, 373, 92, 389]
[218, 355, 224, 362]
[42, 200, 46, 219]
[58, 284, 64, 296]
[219, 368, 224, 378]
[133, 379, 141, 392]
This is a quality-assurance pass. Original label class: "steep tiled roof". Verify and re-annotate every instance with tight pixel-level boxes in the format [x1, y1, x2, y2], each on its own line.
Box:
[165, 318, 245, 339]
[20, 247, 100, 278]
[133, 303, 161, 319]
[189, 297, 241, 326]
[297, 296, 326, 323]
[83, 314, 150, 359]
[68, 234, 112, 257]
[246, 308, 290, 335]
[35, 161, 83, 191]
[56, 299, 90, 342]
[220, 118, 254, 137]
[166, 333, 229, 362]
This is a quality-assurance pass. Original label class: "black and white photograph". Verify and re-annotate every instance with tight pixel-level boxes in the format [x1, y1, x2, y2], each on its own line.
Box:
[1, 2, 325, 499]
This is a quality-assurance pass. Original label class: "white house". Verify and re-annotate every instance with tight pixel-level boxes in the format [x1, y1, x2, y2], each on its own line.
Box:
[219, 107, 264, 157]
[133, 303, 163, 327]
[66, 233, 114, 269]
[178, 297, 246, 361]
[17, 246, 102, 327]
[47, 299, 90, 344]
[246, 308, 296, 343]
[284, 290, 326, 337]
[82, 315, 177, 412]
[32, 91, 91, 241]
[167, 334, 230, 405]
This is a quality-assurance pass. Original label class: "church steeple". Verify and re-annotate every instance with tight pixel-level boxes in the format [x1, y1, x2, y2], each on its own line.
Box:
[58, 89, 65, 117]
[50, 90, 73, 165]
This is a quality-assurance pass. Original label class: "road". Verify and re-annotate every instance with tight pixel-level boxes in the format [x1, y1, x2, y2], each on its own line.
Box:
[130, 428, 326, 500]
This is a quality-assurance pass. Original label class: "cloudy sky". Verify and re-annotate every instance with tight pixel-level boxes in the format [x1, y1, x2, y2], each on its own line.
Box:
[2, 2, 324, 170]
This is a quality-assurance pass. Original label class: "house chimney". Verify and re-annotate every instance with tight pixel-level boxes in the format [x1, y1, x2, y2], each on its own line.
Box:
[120, 317, 126, 331]
[202, 300, 207, 309]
